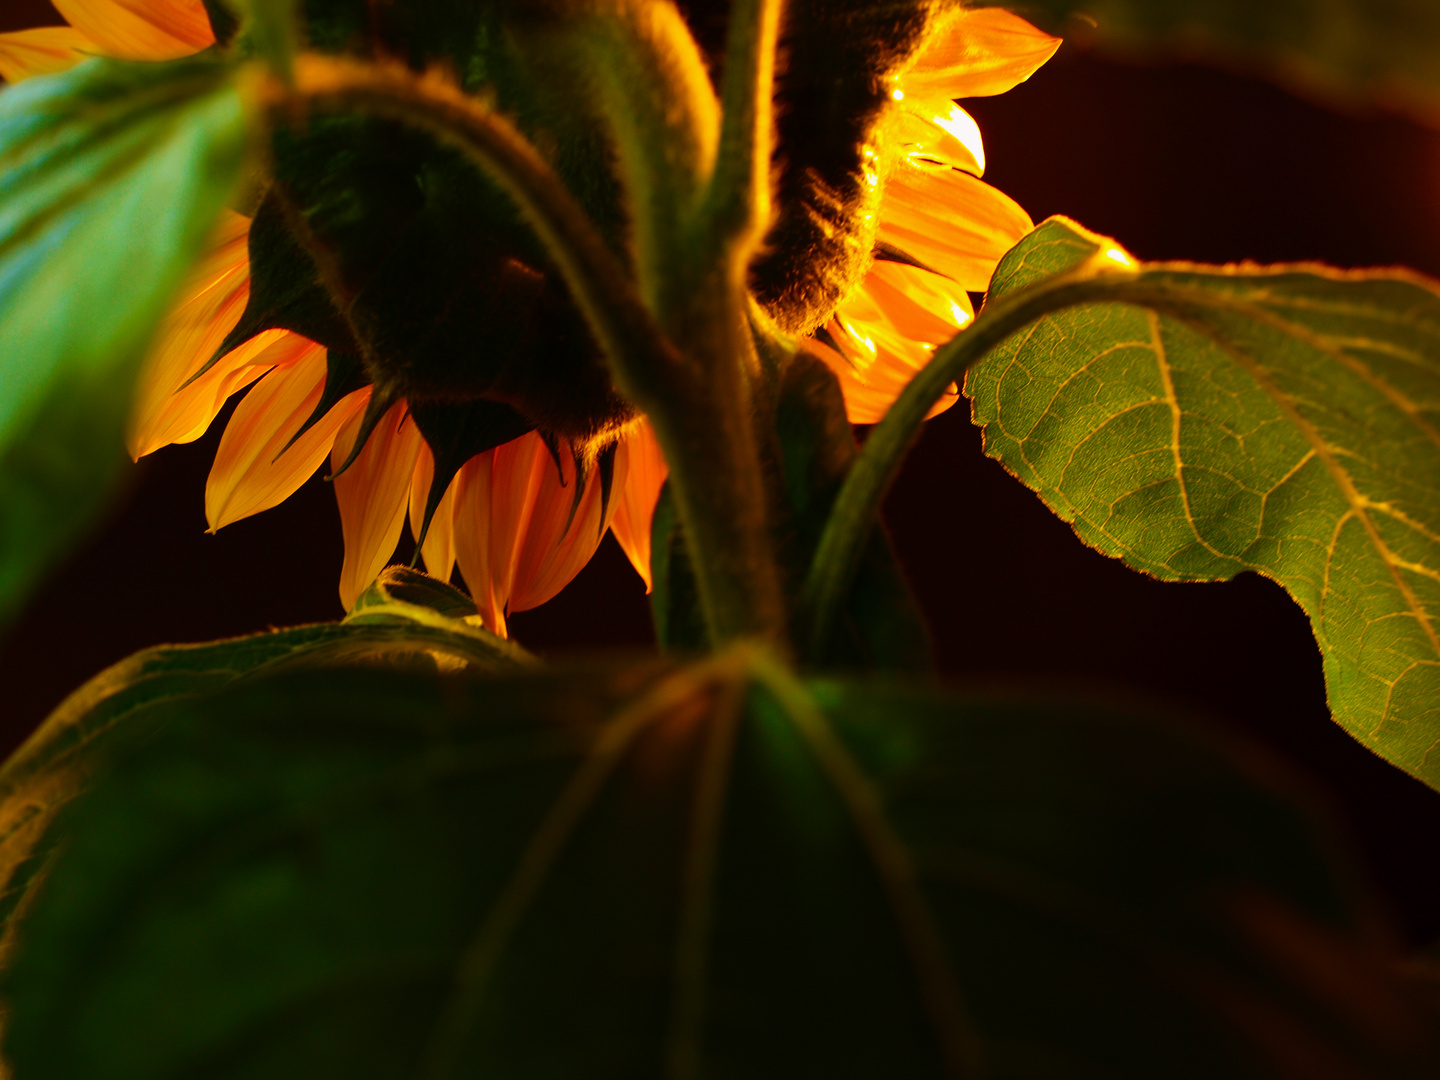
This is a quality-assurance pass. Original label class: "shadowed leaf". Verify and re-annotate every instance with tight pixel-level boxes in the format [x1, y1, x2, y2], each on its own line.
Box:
[2, 656, 1434, 1077]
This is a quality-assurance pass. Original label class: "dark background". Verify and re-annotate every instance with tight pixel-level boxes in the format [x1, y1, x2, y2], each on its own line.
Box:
[4, 2, 1440, 943]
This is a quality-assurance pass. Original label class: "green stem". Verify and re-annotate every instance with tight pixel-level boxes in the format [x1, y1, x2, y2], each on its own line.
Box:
[276, 53, 787, 646]
[702, 0, 782, 252]
[800, 270, 1151, 662]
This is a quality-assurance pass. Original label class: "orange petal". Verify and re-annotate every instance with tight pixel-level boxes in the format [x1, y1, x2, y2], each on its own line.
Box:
[52, 0, 213, 60]
[862, 260, 973, 344]
[333, 400, 425, 610]
[205, 348, 367, 530]
[129, 211, 281, 458]
[878, 164, 1032, 291]
[508, 440, 626, 614]
[451, 433, 624, 635]
[408, 443, 461, 584]
[0, 26, 96, 81]
[900, 6, 1060, 99]
[609, 420, 668, 592]
[811, 322, 959, 425]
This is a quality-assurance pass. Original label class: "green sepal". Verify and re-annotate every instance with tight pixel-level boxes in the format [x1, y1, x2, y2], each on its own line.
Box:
[3, 654, 1435, 1077]
[406, 399, 534, 554]
[344, 565, 536, 668]
[776, 352, 932, 672]
[967, 216, 1440, 790]
[0, 55, 249, 627]
[199, 188, 360, 381]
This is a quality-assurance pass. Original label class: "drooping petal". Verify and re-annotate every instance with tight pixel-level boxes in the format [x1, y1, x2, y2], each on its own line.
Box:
[812, 316, 959, 426]
[507, 443, 622, 615]
[333, 400, 425, 610]
[877, 163, 1032, 291]
[608, 420, 668, 592]
[52, 0, 213, 60]
[899, 6, 1060, 100]
[887, 105, 984, 176]
[408, 443, 461, 584]
[0, 26, 96, 82]
[863, 259, 973, 345]
[128, 211, 290, 458]
[205, 348, 367, 531]
[451, 433, 625, 636]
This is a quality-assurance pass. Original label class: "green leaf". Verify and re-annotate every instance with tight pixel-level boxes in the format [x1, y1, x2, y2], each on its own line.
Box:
[3, 654, 1435, 1077]
[0, 56, 248, 625]
[0, 602, 532, 971]
[988, 0, 1440, 120]
[966, 216, 1440, 788]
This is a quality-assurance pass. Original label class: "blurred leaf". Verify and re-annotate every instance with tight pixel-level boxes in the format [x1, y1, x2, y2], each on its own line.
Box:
[0, 56, 248, 625]
[990, 0, 1440, 121]
[0, 605, 531, 970]
[237, 0, 298, 83]
[966, 216, 1440, 789]
[3, 653, 1435, 1077]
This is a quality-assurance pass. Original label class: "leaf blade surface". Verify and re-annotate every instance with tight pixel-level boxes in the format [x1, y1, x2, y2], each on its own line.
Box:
[967, 217, 1440, 786]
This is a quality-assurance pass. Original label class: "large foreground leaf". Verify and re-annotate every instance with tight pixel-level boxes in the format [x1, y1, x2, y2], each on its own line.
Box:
[0, 55, 247, 624]
[0, 566, 527, 969]
[965, 217, 1440, 788]
[986, 0, 1440, 121]
[2, 654, 1435, 1077]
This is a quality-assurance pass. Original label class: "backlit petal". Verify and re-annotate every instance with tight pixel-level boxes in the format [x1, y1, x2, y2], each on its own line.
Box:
[451, 433, 625, 636]
[205, 348, 367, 530]
[900, 6, 1060, 99]
[812, 318, 959, 426]
[609, 420, 668, 592]
[888, 105, 984, 176]
[52, 0, 213, 60]
[864, 259, 973, 343]
[333, 401, 424, 610]
[507, 445, 613, 615]
[128, 211, 289, 458]
[0, 26, 96, 81]
[878, 164, 1032, 291]
[408, 444, 461, 584]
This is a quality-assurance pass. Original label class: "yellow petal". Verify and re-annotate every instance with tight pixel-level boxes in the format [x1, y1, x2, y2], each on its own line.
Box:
[334, 401, 425, 610]
[863, 259, 973, 343]
[878, 164, 1032, 291]
[128, 211, 285, 458]
[888, 104, 984, 176]
[810, 321, 959, 425]
[205, 348, 367, 530]
[408, 443, 461, 584]
[609, 420, 668, 592]
[52, 0, 213, 60]
[0, 26, 96, 82]
[900, 6, 1060, 99]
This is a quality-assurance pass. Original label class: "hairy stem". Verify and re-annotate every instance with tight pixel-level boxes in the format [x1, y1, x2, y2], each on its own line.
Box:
[271, 53, 786, 645]
[702, 0, 782, 254]
[800, 269, 1153, 662]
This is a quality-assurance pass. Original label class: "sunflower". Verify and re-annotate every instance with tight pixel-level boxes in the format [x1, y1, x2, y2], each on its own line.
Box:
[0, 0, 1056, 637]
